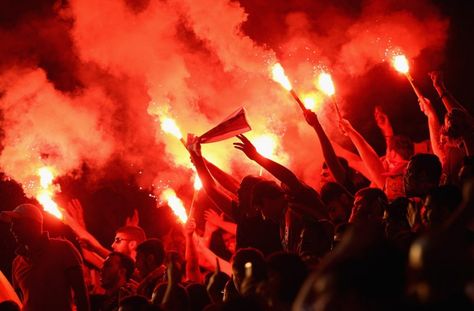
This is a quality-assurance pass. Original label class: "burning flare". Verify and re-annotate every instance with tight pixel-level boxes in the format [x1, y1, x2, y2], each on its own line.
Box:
[254, 134, 277, 158]
[271, 63, 292, 91]
[317, 73, 335, 96]
[36, 167, 63, 220]
[161, 188, 188, 223]
[160, 117, 184, 140]
[193, 173, 203, 191]
[392, 55, 409, 74]
[302, 92, 322, 111]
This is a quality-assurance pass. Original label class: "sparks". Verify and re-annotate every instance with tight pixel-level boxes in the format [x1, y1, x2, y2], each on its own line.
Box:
[317, 73, 335, 96]
[392, 55, 409, 74]
[36, 167, 63, 220]
[271, 63, 292, 91]
[161, 188, 188, 223]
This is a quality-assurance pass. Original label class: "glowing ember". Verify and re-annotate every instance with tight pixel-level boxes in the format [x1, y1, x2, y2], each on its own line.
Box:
[161, 188, 188, 223]
[193, 174, 203, 191]
[271, 63, 292, 91]
[392, 55, 409, 74]
[302, 92, 322, 111]
[37, 167, 63, 220]
[254, 134, 277, 158]
[317, 73, 335, 96]
[161, 117, 183, 140]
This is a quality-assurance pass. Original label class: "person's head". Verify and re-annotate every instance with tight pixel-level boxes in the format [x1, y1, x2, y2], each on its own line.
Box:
[298, 221, 334, 264]
[404, 154, 442, 198]
[252, 180, 286, 223]
[441, 108, 473, 141]
[320, 182, 354, 225]
[231, 248, 265, 294]
[100, 252, 135, 292]
[136, 238, 165, 279]
[0, 300, 21, 311]
[422, 185, 462, 229]
[112, 225, 147, 259]
[320, 157, 349, 185]
[237, 175, 264, 217]
[0, 204, 43, 246]
[387, 135, 414, 162]
[349, 188, 388, 224]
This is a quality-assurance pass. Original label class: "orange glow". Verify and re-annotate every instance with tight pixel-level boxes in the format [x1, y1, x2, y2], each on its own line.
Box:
[392, 55, 409, 74]
[271, 63, 292, 91]
[161, 188, 188, 223]
[317, 73, 335, 96]
[161, 117, 183, 140]
[254, 134, 277, 158]
[37, 167, 63, 220]
[302, 92, 323, 111]
[193, 173, 202, 191]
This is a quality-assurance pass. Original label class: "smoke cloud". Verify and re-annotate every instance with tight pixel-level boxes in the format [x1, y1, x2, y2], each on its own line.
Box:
[0, 0, 449, 203]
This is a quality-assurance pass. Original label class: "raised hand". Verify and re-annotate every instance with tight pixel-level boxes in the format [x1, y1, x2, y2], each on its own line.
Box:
[204, 209, 222, 227]
[418, 97, 435, 117]
[125, 209, 139, 227]
[233, 134, 259, 160]
[374, 106, 393, 135]
[429, 71, 446, 91]
[186, 134, 202, 157]
[303, 109, 319, 127]
[66, 198, 86, 228]
[338, 118, 354, 136]
[184, 217, 196, 237]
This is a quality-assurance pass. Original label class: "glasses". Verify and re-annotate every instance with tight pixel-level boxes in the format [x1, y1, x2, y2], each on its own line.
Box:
[113, 237, 131, 243]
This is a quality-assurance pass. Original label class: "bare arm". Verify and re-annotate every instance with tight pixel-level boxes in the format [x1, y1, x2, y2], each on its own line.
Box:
[304, 109, 348, 187]
[233, 134, 303, 192]
[204, 209, 236, 235]
[184, 219, 201, 283]
[205, 160, 240, 195]
[339, 119, 386, 188]
[430, 71, 466, 113]
[419, 97, 445, 161]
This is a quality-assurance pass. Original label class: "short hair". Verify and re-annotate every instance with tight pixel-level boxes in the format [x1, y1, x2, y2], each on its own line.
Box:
[116, 226, 147, 244]
[136, 238, 165, 266]
[389, 135, 414, 161]
[108, 252, 135, 280]
[408, 154, 442, 185]
[351, 188, 388, 222]
[252, 180, 285, 206]
[320, 182, 353, 204]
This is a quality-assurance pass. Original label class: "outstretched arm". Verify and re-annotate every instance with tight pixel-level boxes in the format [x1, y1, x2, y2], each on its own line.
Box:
[184, 218, 201, 283]
[205, 160, 240, 195]
[418, 97, 445, 161]
[304, 109, 349, 186]
[339, 118, 386, 188]
[374, 106, 394, 157]
[188, 137, 236, 219]
[233, 134, 302, 192]
[430, 71, 466, 113]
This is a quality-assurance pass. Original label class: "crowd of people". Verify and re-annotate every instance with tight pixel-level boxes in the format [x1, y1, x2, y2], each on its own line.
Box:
[0, 71, 473, 311]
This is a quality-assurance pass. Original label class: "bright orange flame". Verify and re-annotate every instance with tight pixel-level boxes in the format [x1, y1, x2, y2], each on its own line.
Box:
[271, 63, 292, 91]
[254, 134, 277, 158]
[37, 167, 63, 220]
[392, 55, 409, 74]
[161, 189, 188, 223]
[161, 117, 183, 140]
[193, 174, 202, 191]
[317, 73, 335, 96]
[302, 92, 323, 111]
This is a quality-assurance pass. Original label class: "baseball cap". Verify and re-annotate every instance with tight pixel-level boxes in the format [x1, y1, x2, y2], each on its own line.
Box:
[0, 204, 43, 224]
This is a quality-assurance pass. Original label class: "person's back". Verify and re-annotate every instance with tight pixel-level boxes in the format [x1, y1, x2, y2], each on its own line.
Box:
[13, 236, 83, 311]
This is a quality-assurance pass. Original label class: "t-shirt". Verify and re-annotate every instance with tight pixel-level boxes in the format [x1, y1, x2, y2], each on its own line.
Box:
[12, 233, 83, 311]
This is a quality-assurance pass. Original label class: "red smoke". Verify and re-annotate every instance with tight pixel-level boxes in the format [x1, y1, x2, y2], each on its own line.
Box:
[0, 0, 449, 203]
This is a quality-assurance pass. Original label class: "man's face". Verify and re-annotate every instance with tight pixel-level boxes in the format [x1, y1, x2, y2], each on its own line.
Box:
[111, 233, 133, 256]
[100, 255, 123, 290]
[10, 218, 41, 245]
[320, 167, 335, 187]
[327, 200, 348, 225]
[135, 251, 150, 279]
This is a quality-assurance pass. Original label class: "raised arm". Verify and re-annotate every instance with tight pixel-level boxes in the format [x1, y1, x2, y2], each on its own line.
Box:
[184, 218, 201, 283]
[304, 109, 348, 187]
[374, 106, 394, 157]
[188, 136, 236, 219]
[418, 97, 444, 161]
[204, 209, 237, 235]
[233, 134, 303, 192]
[205, 160, 240, 195]
[339, 118, 386, 188]
[429, 71, 466, 113]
